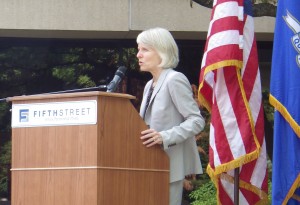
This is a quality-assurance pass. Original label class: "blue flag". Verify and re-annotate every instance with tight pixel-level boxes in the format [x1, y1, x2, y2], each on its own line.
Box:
[270, 0, 300, 204]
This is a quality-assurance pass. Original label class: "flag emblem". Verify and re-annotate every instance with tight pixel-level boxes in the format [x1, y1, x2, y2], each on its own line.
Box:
[283, 11, 300, 67]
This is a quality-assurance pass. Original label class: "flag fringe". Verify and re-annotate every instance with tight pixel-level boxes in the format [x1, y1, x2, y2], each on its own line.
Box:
[198, 60, 243, 111]
[283, 174, 300, 204]
[220, 173, 269, 203]
[202, 60, 244, 77]
[269, 94, 300, 138]
[236, 69, 261, 148]
[210, 172, 269, 204]
[236, 68, 262, 150]
[206, 147, 260, 177]
[198, 92, 211, 112]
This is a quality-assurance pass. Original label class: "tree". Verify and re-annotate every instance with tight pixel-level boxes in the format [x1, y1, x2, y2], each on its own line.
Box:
[191, 0, 277, 17]
[0, 43, 146, 198]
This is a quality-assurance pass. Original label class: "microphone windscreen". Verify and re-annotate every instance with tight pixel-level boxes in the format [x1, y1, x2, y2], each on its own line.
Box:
[115, 66, 127, 77]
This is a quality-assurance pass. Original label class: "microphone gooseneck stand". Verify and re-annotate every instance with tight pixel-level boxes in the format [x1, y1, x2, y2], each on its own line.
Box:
[0, 84, 107, 103]
[48, 84, 107, 94]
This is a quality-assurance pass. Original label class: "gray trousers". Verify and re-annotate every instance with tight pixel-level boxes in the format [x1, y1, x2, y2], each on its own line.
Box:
[170, 180, 184, 205]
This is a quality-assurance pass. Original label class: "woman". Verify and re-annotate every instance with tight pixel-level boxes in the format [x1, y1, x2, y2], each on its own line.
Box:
[137, 27, 205, 205]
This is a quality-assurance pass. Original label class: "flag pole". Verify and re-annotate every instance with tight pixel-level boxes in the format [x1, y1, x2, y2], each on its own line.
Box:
[234, 167, 240, 205]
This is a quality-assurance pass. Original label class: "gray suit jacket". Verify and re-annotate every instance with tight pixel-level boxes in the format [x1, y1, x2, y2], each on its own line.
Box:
[140, 69, 205, 182]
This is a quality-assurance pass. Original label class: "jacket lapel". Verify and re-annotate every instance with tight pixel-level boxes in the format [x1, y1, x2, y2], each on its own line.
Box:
[139, 80, 153, 117]
[146, 69, 171, 111]
[150, 69, 171, 101]
[141, 69, 173, 120]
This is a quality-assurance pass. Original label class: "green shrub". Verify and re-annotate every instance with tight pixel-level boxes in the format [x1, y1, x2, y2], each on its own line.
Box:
[0, 140, 11, 198]
[189, 180, 217, 205]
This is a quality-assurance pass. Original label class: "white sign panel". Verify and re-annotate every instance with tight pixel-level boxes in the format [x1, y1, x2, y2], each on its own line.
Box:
[11, 100, 97, 128]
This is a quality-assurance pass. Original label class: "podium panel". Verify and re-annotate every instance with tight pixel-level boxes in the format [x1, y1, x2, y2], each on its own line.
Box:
[9, 91, 169, 205]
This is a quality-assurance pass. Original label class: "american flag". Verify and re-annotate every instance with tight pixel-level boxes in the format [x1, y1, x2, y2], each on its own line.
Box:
[198, 0, 268, 204]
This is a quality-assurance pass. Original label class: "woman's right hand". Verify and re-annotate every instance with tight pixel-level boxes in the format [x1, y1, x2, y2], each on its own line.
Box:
[140, 128, 163, 147]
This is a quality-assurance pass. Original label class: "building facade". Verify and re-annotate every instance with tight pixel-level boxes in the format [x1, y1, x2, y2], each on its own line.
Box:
[0, 0, 274, 41]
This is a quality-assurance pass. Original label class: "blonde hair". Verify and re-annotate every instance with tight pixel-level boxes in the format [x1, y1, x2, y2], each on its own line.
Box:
[136, 27, 179, 69]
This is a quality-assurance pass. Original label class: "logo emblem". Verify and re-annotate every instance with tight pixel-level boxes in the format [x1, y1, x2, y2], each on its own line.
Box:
[284, 11, 300, 67]
[19, 109, 29, 122]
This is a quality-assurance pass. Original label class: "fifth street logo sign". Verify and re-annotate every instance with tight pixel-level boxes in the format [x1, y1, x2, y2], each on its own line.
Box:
[12, 100, 97, 128]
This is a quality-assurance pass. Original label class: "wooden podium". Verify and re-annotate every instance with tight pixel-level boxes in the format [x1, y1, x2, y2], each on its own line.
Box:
[8, 91, 169, 205]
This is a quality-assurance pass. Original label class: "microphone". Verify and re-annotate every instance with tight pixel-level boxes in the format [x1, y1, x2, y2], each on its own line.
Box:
[106, 66, 128, 92]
